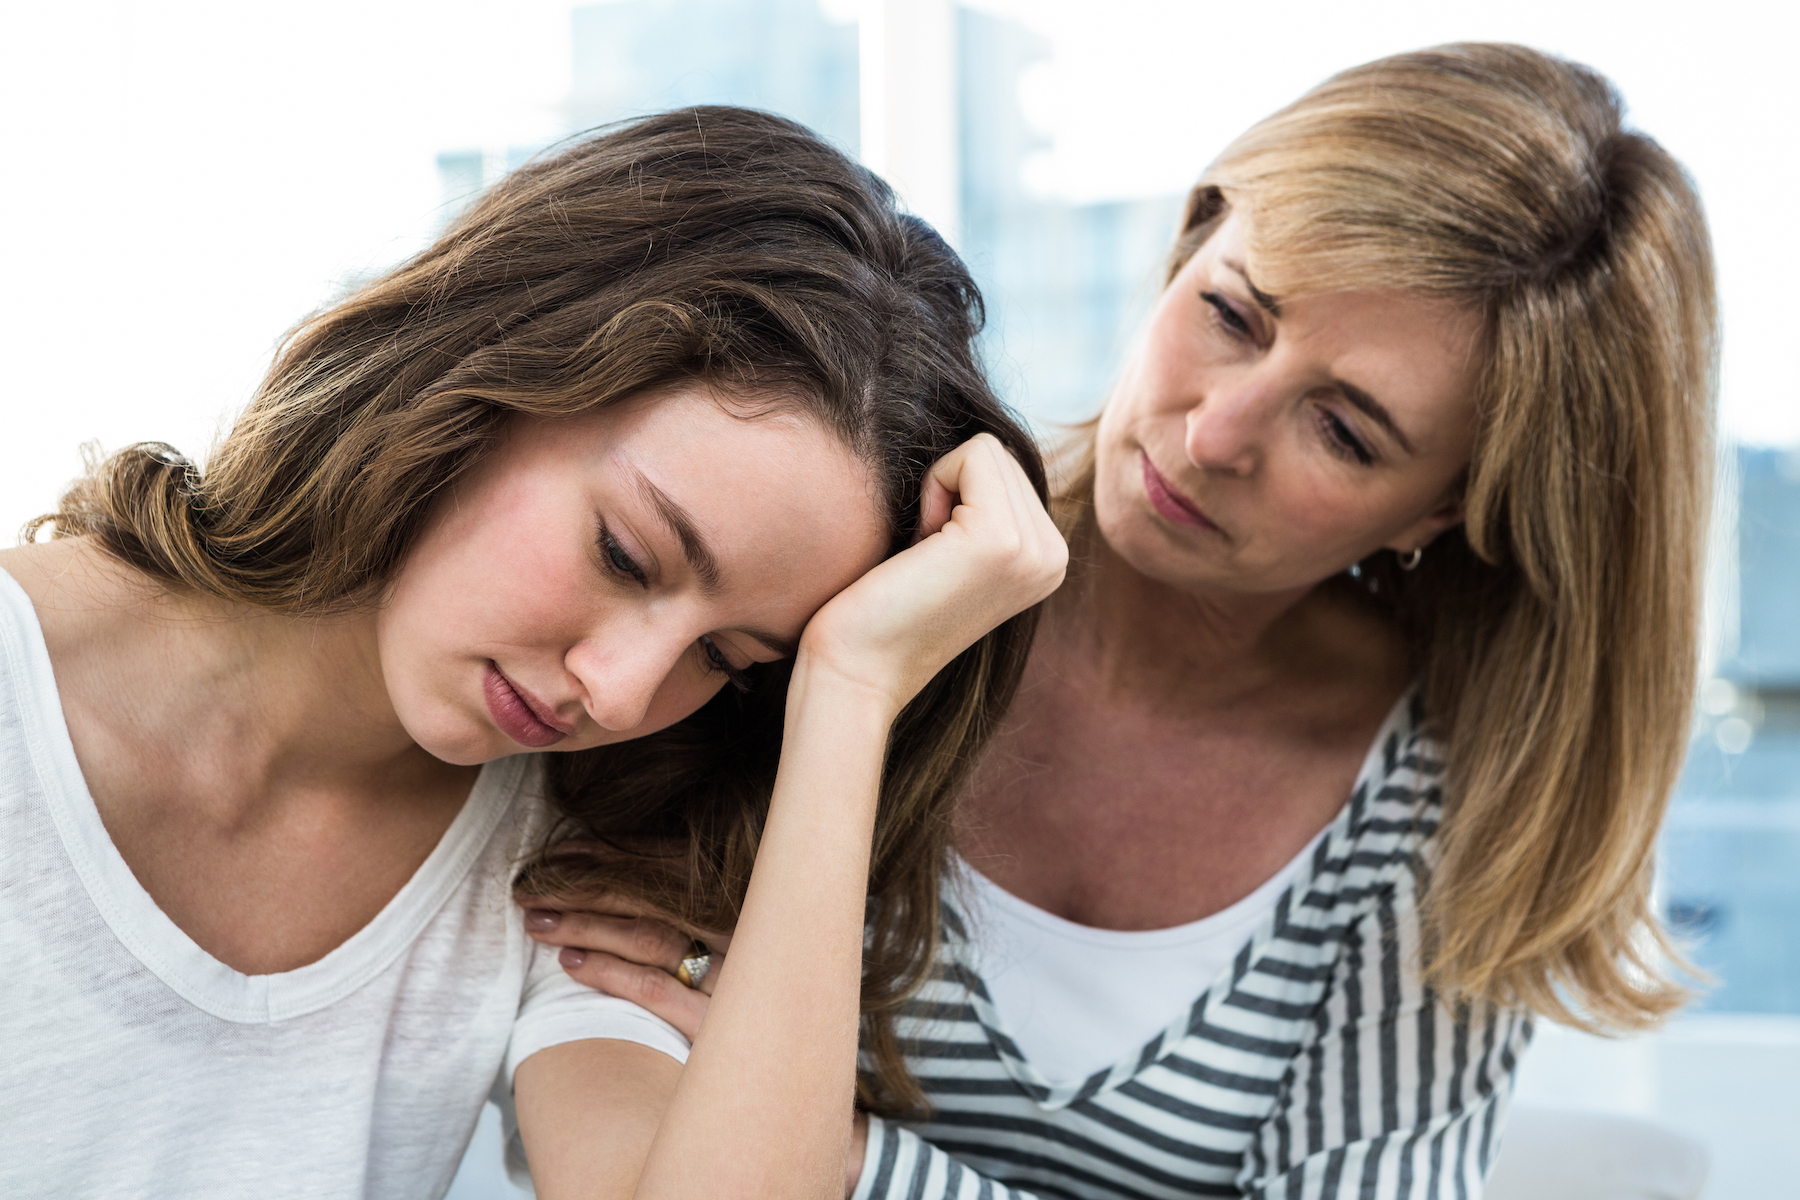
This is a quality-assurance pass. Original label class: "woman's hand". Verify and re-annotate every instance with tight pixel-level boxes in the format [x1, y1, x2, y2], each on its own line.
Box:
[520, 895, 873, 1198]
[521, 890, 725, 1041]
[797, 432, 1067, 715]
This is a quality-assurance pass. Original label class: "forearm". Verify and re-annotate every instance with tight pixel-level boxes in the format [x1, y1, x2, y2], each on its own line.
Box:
[633, 656, 894, 1199]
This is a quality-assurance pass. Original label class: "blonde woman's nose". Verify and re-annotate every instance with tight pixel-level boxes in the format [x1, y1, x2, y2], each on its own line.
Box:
[1182, 380, 1263, 477]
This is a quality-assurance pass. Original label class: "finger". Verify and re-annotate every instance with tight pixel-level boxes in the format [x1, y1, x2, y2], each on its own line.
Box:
[919, 434, 994, 522]
[969, 438, 1068, 589]
[934, 438, 1034, 565]
[975, 435, 1046, 539]
[914, 471, 957, 545]
[557, 948, 709, 1042]
[944, 434, 1038, 541]
[901, 437, 1061, 620]
[524, 910, 689, 972]
[988, 437, 1058, 544]
[513, 884, 656, 920]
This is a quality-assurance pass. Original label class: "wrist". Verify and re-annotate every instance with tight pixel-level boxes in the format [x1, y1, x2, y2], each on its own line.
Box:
[787, 646, 908, 727]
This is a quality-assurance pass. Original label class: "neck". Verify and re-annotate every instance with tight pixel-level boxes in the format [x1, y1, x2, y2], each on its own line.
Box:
[1047, 534, 1326, 709]
[14, 539, 460, 821]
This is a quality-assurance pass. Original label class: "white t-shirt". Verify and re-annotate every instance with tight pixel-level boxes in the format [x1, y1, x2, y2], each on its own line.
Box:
[0, 569, 690, 1199]
[957, 825, 1326, 1085]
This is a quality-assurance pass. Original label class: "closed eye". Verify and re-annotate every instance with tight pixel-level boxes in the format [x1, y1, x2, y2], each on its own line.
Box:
[1318, 409, 1375, 467]
[596, 520, 648, 588]
[1200, 291, 1252, 337]
[699, 635, 753, 693]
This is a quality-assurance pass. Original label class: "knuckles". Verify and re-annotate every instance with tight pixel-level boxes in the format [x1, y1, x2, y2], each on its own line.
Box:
[974, 522, 1067, 606]
[587, 954, 674, 1005]
[573, 952, 704, 1038]
[627, 919, 681, 965]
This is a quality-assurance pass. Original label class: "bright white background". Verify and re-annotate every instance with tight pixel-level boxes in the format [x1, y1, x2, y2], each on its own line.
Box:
[3, 0, 1796, 540]
[1, 0, 578, 536]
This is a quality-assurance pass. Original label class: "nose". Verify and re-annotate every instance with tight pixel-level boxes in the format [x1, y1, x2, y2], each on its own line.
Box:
[562, 629, 690, 734]
[1183, 369, 1269, 477]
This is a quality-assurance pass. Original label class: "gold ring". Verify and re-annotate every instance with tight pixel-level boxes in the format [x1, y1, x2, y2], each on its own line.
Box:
[675, 938, 712, 989]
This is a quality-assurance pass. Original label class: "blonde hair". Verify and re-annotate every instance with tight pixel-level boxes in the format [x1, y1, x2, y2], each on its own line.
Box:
[1068, 44, 1715, 1030]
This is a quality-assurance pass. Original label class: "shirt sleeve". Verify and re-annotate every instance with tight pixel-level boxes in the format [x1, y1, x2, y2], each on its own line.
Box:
[852, 1115, 1045, 1200]
[503, 937, 692, 1087]
[1237, 892, 1535, 1199]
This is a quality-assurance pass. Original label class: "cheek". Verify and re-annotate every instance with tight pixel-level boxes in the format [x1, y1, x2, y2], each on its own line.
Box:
[652, 670, 728, 728]
[398, 496, 598, 649]
[1254, 457, 1427, 567]
[1269, 467, 1363, 538]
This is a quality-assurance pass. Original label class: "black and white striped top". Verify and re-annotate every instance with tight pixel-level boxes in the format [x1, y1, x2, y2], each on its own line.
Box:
[853, 693, 1534, 1200]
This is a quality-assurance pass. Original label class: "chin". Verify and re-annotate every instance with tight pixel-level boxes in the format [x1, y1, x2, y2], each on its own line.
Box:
[398, 702, 505, 767]
[1098, 497, 1218, 585]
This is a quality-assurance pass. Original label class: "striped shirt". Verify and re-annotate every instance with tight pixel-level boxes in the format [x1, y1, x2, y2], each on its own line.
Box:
[854, 693, 1533, 1200]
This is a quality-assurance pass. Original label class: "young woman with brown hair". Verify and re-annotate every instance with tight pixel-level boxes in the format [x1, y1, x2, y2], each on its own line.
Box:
[532, 44, 1717, 1198]
[0, 107, 1065, 1199]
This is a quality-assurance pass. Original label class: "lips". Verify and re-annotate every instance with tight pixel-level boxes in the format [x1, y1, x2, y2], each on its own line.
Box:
[482, 662, 572, 748]
[1140, 451, 1222, 535]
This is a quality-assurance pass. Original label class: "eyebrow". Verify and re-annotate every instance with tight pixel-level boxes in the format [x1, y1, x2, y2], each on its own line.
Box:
[628, 467, 799, 659]
[1224, 259, 1282, 317]
[1338, 381, 1418, 457]
[1223, 259, 1419, 456]
[632, 468, 723, 596]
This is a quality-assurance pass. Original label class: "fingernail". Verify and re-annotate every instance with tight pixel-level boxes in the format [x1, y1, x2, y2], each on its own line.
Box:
[525, 910, 560, 932]
[559, 947, 586, 969]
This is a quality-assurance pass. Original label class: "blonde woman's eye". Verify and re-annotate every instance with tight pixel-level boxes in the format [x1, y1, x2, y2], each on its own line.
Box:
[1320, 410, 1376, 466]
[699, 636, 753, 693]
[1200, 290, 1251, 336]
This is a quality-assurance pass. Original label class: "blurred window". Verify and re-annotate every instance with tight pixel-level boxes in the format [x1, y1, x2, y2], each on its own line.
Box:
[1666, 448, 1800, 1015]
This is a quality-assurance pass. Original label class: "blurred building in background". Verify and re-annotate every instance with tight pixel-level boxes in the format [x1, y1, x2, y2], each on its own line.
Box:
[566, 0, 858, 146]
[438, 0, 858, 230]
[1665, 446, 1800, 1014]
[439, 3, 1180, 433]
[956, 8, 1180, 428]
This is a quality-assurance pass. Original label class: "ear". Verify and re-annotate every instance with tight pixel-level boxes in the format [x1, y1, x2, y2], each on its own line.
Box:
[1381, 490, 1466, 558]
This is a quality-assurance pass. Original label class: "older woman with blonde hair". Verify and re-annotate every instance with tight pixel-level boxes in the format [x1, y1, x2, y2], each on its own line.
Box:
[532, 42, 1716, 1199]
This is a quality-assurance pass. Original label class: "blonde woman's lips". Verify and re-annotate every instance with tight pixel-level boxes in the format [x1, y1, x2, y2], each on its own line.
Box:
[483, 662, 570, 748]
[1141, 451, 1222, 535]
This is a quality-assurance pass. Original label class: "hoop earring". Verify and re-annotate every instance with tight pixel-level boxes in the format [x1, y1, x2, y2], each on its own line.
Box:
[1399, 547, 1423, 571]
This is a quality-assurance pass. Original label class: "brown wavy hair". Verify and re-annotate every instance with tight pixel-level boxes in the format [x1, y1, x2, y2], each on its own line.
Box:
[1058, 44, 1715, 1031]
[34, 106, 1043, 1113]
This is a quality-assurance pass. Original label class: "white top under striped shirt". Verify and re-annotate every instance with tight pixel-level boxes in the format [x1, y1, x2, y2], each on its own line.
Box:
[959, 824, 1326, 1085]
[852, 692, 1534, 1200]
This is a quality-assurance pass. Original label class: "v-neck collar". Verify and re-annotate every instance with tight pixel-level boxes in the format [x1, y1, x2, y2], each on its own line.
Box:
[943, 687, 1429, 1112]
[0, 566, 524, 1024]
